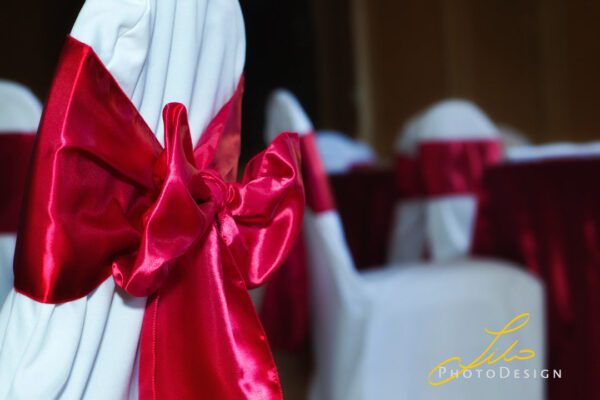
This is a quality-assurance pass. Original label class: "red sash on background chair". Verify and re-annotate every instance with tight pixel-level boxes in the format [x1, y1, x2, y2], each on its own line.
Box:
[472, 157, 600, 400]
[13, 36, 305, 400]
[0, 133, 36, 233]
[392, 139, 502, 260]
[395, 140, 502, 199]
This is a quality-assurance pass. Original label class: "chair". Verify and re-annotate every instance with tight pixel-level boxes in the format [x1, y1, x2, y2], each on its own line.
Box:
[265, 90, 545, 400]
[0, 0, 245, 398]
[0, 80, 41, 305]
[313, 130, 376, 174]
[388, 99, 501, 263]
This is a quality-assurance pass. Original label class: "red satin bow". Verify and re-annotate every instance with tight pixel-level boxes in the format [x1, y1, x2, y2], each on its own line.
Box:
[14, 36, 304, 399]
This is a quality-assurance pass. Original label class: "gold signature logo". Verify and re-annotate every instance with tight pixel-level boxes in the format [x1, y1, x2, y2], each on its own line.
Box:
[428, 312, 536, 386]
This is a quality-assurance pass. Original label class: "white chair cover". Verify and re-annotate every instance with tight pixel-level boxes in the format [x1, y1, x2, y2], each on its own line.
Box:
[0, 80, 42, 132]
[387, 115, 427, 263]
[314, 130, 376, 174]
[388, 99, 500, 263]
[506, 141, 600, 161]
[0, 80, 42, 306]
[0, 1, 244, 398]
[264, 90, 376, 175]
[266, 91, 545, 400]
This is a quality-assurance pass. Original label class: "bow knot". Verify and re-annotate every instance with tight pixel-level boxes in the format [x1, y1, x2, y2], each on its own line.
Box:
[194, 170, 231, 212]
[114, 103, 243, 297]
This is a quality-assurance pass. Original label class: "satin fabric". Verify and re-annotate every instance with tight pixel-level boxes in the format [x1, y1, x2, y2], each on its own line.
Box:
[13, 36, 304, 399]
[419, 140, 502, 196]
[472, 158, 600, 400]
[395, 140, 501, 199]
[0, 133, 36, 233]
[260, 134, 331, 350]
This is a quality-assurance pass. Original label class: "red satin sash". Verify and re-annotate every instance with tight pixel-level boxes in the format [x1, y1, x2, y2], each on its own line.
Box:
[0, 133, 36, 232]
[395, 139, 502, 199]
[299, 133, 335, 212]
[13, 36, 304, 399]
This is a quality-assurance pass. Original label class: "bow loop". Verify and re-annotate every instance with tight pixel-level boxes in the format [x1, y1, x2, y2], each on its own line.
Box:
[113, 104, 216, 296]
[222, 132, 304, 288]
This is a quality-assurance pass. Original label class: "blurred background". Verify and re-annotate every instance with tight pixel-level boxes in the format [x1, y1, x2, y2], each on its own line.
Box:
[2, 2, 600, 400]
[2, 1, 600, 156]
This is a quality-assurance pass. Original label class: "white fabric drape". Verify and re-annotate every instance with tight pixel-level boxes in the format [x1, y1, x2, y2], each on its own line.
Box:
[0, 1, 245, 398]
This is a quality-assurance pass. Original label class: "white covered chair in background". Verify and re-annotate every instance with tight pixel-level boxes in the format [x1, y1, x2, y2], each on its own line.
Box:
[265, 95, 377, 175]
[266, 90, 545, 400]
[314, 130, 376, 174]
[506, 141, 600, 161]
[0, 0, 244, 398]
[0, 80, 42, 132]
[388, 99, 501, 263]
[0, 80, 42, 305]
[386, 115, 427, 263]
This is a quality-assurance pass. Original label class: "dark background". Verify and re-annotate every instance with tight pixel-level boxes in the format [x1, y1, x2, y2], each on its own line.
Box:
[2, 0, 600, 158]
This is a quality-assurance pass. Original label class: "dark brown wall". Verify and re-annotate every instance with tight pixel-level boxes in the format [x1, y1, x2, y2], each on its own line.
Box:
[0, 2, 82, 100]
[354, 0, 600, 154]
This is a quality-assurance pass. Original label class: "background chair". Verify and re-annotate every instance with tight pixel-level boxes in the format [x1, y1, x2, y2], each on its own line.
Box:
[388, 99, 501, 263]
[266, 90, 545, 400]
[0, 80, 41, 305]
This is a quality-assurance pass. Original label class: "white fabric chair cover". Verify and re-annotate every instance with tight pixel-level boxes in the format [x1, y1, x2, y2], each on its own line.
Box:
[266, 91, 545, 400]
[0, 80, 42, 132]
[387, 115, 427, 263]
[265, 90, 376, 175]
[506, 141, 600, 161]
[0, 1, 244, 398]
[314, 130, 376, 174]
[0, 80, 42, 306]
[388, 99, 500, 263]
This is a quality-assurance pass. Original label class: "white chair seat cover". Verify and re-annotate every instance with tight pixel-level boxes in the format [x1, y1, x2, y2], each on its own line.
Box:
[306, 210, 545, 400]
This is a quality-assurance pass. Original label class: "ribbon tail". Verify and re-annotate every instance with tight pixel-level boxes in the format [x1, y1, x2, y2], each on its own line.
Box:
[139, 226, 282, 400]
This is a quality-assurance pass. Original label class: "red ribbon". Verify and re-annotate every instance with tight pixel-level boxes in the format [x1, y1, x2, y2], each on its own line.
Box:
[394, 140, 502, 199]
[0, 133, 36, 233]
[299, 133, 335, 212]
[13, 36, 304, 399]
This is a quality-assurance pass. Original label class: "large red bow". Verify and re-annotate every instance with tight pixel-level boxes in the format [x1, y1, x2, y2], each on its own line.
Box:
[14, 36, 304, 399]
